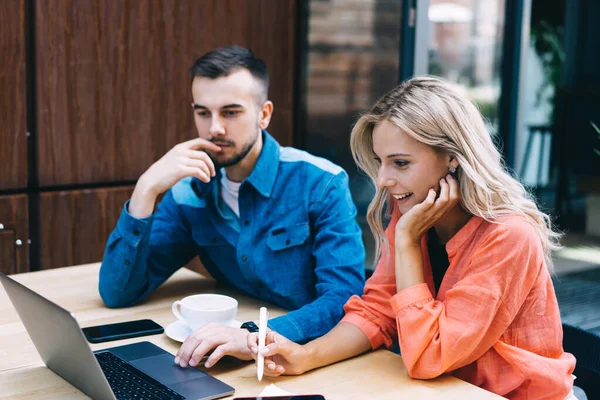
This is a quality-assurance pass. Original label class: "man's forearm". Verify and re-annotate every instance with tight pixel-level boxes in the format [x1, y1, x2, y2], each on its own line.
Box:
[98, 207, 155, 307]
[268, 286, 361, 343]
[99, 237, 152, 307]
[129, 175, 159, 218]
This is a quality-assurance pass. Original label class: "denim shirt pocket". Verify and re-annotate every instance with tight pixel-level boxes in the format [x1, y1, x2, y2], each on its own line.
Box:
[267, 221, 310, 251]
[264, 221, 314, 301]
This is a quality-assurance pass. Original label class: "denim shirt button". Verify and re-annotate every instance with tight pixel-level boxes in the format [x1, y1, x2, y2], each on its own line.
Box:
[285, 239, 291, 245]
[241, 255, 248, 262]
[133, 229, 140, 236]
[244, 220, 250, 226]
[125, 259, 131, 266]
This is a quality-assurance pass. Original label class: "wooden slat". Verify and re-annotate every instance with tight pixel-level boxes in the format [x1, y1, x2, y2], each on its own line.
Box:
[0, 0, 28, 190]
[39, 187, 134, 269]
[35, 0, 296, 187]
[0, 195, 30, 273]
[0, 230, 17, 275]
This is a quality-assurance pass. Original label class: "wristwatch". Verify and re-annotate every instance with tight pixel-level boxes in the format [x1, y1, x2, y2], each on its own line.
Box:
[240, 321, 259, 333]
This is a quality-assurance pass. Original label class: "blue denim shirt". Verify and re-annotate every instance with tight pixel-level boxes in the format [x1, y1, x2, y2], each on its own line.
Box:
[99, 131, 365, 343]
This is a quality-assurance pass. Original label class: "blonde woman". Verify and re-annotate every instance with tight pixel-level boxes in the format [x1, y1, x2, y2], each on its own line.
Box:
[248, 77, 577, 399]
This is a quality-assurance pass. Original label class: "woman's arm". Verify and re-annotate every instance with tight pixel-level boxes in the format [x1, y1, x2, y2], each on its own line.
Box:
[394, 239, 425, 292]
[304, 321, 372, 370]
[248, 321, 371, 376]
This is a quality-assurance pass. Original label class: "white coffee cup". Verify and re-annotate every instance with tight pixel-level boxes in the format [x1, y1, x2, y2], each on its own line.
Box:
[171, 294, 238, 331]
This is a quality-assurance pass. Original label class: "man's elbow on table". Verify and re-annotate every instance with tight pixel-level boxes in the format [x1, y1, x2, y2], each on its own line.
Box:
[98, 275, 138, 308]
[99, 285, 128, 308]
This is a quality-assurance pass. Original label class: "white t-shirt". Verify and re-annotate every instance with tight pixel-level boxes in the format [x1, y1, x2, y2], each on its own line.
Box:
[220, 169, 241, 217]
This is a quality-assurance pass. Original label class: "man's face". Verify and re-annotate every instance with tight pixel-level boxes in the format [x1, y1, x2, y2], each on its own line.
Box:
[191, 69, 269, 168]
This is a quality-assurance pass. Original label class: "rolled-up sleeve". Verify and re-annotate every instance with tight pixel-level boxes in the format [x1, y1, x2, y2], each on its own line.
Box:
[390, 220, 542, 379]
[99, 190, 197, 308]
[342, 209, 399, 350]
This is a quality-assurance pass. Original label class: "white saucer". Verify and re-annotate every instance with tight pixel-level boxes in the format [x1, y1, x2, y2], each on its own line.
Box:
[165, 320, 242, 343]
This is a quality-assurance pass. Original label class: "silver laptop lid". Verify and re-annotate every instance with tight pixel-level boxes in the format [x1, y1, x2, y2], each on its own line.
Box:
[0, 272, 116, 400]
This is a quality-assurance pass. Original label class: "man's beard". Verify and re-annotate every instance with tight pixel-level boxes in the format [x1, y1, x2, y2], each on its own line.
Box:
[210, 127, 261, 168]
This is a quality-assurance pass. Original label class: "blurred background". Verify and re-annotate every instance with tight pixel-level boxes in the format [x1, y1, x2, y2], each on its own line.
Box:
[1, 0, 599, 331]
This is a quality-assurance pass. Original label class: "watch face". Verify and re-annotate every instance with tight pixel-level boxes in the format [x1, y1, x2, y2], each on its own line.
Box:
[242, 321, 259, 333]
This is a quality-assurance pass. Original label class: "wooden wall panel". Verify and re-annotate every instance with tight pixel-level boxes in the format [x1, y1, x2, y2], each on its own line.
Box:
[0, 195, 30, 273]
[35, 0, 296, 187]
[0, 231, 17, 275]
[39, 187, 134, 269]
[0, 0, 28, 190]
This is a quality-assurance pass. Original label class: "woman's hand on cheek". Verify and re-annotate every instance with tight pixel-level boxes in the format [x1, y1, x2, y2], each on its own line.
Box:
[395, 174, 459, 247]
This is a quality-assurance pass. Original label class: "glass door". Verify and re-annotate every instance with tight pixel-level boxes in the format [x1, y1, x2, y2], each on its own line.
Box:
[416, 0, 507, 135]
[301, 0, 404, 267]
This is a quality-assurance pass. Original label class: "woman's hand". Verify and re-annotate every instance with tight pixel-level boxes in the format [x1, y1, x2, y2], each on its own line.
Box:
[395, 174, 459, 247]
[247, 331, 311, 377]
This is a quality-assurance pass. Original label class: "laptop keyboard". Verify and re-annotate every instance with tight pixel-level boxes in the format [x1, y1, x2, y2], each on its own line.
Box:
[95, 352, 186, 400]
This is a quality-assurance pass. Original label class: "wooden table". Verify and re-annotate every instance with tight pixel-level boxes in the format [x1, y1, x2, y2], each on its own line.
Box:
[0, 263, 503, 399]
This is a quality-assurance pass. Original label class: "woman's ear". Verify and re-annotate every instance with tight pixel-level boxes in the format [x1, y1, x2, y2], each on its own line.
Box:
[448, 155, 460, 178]
[449, 155, 460, 169]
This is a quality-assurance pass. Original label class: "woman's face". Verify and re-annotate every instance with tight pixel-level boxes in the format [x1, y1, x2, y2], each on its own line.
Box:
[372, 119, 454, 214]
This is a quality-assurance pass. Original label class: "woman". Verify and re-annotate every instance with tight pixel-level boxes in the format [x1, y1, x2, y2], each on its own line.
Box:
[248, 77, 577, 399]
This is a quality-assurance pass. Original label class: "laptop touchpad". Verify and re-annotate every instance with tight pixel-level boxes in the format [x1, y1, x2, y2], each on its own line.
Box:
[131, 354, 209, 384]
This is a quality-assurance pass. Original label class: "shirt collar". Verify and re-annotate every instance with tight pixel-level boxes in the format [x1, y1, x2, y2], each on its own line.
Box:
[244, 130, 280, 198]
[446, 215, 484, 257]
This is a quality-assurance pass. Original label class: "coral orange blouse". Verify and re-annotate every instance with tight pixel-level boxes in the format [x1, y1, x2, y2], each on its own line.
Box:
[342, 208, 576, 399]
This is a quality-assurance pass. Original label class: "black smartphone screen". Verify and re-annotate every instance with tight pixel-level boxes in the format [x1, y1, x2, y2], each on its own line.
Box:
[81, 319, 164, 343]
[233, 396, 325, 400]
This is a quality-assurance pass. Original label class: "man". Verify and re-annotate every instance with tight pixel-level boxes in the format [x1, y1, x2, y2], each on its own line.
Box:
[99, 46, 365, 370]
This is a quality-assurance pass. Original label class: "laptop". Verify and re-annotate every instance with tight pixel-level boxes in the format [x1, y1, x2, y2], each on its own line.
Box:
[0, 272, 235, 400]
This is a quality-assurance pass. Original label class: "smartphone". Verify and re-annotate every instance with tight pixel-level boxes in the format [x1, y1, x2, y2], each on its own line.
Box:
[81, 319, 164, 343]
[233, 396, 325, 400]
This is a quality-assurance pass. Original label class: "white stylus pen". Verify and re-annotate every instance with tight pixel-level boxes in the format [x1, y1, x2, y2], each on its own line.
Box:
[257, 306, 268, 381]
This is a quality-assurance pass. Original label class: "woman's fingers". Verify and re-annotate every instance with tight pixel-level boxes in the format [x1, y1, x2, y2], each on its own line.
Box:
[438, 177, 449, 203]
[263, 366, 285, 376]
[420, 188, 437, 211]
[249, 331, 291, 359]
[430, 177, 460, 220]
[267, 331, 280, 343]
[263, 358, 286, 375]
[261, 342, 288, 357]
[447, 174, 459, 204]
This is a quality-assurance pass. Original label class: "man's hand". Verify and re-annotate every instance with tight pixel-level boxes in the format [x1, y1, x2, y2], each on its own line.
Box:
[174, 324, 253, 369]
[129, 138, 222, 218]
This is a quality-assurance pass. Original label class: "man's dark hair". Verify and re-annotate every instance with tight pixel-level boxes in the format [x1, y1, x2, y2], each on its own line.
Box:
[190, 46, 269, 104]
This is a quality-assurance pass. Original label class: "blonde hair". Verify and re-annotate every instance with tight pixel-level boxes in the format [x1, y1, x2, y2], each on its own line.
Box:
[350, 76, 561, 272]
